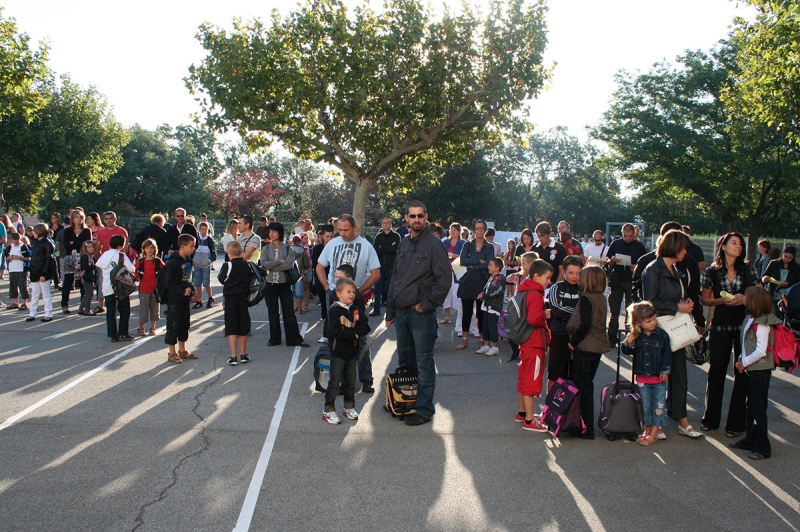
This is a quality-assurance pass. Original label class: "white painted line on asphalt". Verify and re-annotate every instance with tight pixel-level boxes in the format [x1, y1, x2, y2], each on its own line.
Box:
[0, 313, 222, 432]
[728, 470, 799, 531]
[546, 448, 608, 532]
[0, 334, 159, 431]
[653, 452, 666, 465]
[707, 436, 800, 515]
[233, 322, 308, 532]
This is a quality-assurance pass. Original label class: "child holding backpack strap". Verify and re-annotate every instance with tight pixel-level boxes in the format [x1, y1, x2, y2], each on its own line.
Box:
[566, 265, 610, 440]
[135, 239, 164, 336]
[622, 301, 671, 446]
[731, 286, 781, 460]
[96, 235, 136, 341]
[515, 257, 553, 432]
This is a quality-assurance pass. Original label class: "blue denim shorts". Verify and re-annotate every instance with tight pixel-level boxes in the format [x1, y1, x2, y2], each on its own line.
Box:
[639, 382, 668, 427]
[193, 266, 211, 288]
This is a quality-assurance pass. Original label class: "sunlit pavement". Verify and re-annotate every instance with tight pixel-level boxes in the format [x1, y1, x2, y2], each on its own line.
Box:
[1, 282, 798, 532]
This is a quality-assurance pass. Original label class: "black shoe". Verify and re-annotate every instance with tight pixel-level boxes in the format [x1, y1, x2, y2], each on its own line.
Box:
[117, 335, 135, 341]
[25, 316, 35, 322]
[61, 307, 71, 314]
[748, 452, 769, 460]
[239, 354, 251, 364]
[404, 413, 431, 426]
[288, 342, 310, 347]
[267, 340, 281, 347]
[368, 310, 380, 317]
[192, 302, 203, 309]
[361, 382, 375, 393]
[111, 337, 119, 342]
[227, 356, 238, 366]
[207, 298, 214, 308]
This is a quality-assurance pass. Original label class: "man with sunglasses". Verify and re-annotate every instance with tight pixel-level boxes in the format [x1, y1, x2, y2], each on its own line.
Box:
[385, 200, 452, 426]
[166, 208, 199, 258]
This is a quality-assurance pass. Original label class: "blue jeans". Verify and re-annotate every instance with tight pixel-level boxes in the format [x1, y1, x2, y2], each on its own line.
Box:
[395, 308, 437, 418]
[373, 268, 393, 313]
[357, 336, 372, 384]
[640, 381, 668, 427]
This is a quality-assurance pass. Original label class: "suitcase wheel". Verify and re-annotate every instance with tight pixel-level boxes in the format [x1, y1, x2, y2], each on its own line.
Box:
[607, 435, 616, 441]
[628, 435, 638, 442]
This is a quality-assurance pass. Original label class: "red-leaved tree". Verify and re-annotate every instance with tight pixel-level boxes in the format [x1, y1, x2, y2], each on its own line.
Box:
[210, 168, 283, 218]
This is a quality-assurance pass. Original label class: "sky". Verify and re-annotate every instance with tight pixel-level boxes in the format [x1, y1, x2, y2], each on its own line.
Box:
[3, 0, 755, 143]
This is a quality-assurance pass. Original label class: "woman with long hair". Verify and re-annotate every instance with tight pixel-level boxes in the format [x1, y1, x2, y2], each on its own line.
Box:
[60, 210, 92, 313]
[456, 218, 495, 350]
[222, 219, 238, 261]
[0, 214, 13, 284]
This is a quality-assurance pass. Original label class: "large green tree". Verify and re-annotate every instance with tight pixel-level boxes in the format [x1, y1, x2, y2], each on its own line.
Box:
[187, 0, 552, 229]
[0, 75, 127, 214]
[40, 124, 222, 216]
[0, 8, 49, 121]
[725, 0, 800, 146]
[594, 42, 800, 258]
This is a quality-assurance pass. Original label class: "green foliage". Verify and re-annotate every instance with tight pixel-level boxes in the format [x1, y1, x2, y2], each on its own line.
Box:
[0, 75, 127, 214]
[725, 1, 800, 145]
[40, 124, 222, 216]
[0, 8, 49, 121]
[594, 41, 800, 257]
[187, 0, 552, 228]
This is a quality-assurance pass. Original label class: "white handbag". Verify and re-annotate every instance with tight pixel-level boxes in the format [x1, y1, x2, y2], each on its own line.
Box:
[656, 265, 701, 352]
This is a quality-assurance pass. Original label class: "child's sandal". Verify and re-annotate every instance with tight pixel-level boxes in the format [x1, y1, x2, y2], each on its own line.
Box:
[168, 352, 183, 364]
[179, 350, 198, 359]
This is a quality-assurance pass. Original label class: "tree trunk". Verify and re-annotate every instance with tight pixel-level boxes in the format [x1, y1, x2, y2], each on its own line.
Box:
[746, 219, 765, 263]
[351, 177, 375, 233]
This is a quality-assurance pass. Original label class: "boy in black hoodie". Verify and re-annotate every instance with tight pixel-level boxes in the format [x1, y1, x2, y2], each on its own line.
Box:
[217, 241, 255, 366]
[323, 277, 371, 424]
[165, 234, 196, 364]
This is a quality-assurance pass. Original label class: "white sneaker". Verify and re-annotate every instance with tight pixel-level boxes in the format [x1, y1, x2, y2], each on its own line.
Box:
[322, 411, 341, 424]
[342, 408, 359, 420]
[318, 336, 328, 344]
[485, 347, 500, 357]
[476, 345, 490, 354]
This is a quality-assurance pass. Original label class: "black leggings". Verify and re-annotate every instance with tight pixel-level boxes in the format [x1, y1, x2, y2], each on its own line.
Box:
[460, 298, 484, 338]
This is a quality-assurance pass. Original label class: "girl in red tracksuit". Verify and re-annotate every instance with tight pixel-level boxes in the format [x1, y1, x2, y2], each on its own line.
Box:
[515, 258, 554, 433]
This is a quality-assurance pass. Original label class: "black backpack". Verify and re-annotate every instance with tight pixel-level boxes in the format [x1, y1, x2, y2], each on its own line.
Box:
[110, 252, 137, 300]
[504, 291, 535, 344]
[155, 263, 169, 305]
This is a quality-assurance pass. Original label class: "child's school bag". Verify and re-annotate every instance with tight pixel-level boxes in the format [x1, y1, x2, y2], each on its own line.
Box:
[540, 378, 586, 438]
[155, 266, 169, 304]
[313, 344, 332, 392]
[598, 331, 645, 441]
[755, 322, 799, 373]
[504, 292, 534, 344]
[111, 252, 137, 299]
[384, 366, 417, 420]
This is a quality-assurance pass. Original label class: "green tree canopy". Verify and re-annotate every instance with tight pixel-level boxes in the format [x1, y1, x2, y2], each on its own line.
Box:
[0, 8, 49, 121]
[187, 0, 552, 229]
[0, 75, 128, 214]
[594, 42, 800, 258]
[725, 0, 800, 146]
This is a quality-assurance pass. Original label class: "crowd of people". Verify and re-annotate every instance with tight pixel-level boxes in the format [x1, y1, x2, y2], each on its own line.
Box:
[1, 205, 793, 458]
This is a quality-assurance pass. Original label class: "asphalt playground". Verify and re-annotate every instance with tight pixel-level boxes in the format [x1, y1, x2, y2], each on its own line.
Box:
[0, 271, 799, 532]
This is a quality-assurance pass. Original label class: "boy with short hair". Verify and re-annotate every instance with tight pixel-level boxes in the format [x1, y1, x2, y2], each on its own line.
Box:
[6, 232, 30, 310]
[165, 234, 197, 364]
[546, 255, 584, 392]
[476, 257, 506, 357]
[96, 234, 136, 341]
[327, 264, 374, 392]
[323, 277, 371, 424]
[515, 256, 554, 432]
[192, 221, 217, 309]
[217, 241, 255, 366]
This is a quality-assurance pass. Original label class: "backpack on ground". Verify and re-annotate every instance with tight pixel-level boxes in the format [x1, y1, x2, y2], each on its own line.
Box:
[384, 366, 417, 420]
[503, 291, 534, 344]
[111, 252, 137, 300]
[598, 332, 645, 441]
[313, 344, 332, 392]
[757, 323, 799, 373]
[540, 378, 586, 438]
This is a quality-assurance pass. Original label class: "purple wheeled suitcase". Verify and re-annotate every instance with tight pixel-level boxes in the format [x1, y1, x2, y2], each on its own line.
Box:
[540, 378, 586, 438]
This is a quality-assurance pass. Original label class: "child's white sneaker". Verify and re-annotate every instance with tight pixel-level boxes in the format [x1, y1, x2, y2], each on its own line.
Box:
[475, 345, 490, 354]
[342, 408, 359, 420]
[322, 411, 341, 424]
[485, 347, 500, 357]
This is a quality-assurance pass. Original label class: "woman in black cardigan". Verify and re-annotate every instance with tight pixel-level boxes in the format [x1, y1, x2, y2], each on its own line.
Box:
[762, 245, 800, 317]
[60, 211, 92, 313]
[456, 218, 496, 350]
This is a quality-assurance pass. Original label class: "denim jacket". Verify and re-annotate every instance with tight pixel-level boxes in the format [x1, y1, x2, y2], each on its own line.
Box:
[621, 327, 672, 377]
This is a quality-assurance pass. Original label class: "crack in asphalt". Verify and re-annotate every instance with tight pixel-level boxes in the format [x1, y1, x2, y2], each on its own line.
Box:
[131, 356, 222, 532]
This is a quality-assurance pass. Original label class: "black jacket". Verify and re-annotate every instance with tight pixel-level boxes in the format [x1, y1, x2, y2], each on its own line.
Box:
[386, 224, 452, 321]
[373, 229, 401, 270]
[328, 302, 371, 359]
[133, 223, 168, 257]
[30, 237, 56, 280]
[642, 256, 703, 326]
[218, 257, 255, 296]
[166, 223, 198, 255]
[63, 227, 92, 256]
[763, 258, 800, 297]
[634, 251, 703, 325]
[164, 254, 194, 303]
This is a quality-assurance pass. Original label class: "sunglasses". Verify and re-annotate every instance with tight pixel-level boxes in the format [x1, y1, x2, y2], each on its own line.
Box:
[407, 213, 425, 219]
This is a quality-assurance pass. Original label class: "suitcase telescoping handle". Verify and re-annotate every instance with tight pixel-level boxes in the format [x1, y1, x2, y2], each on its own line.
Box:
[617, 330, 635, 385]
